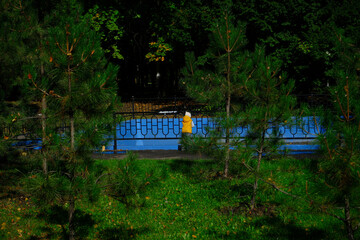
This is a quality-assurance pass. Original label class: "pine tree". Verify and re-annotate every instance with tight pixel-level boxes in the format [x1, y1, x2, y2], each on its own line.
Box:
[0, 0, 48, 161]
[181, 11, 296, 211]
[240, 46, 296, 211]
[311, 30, 360, 240]
[24, 1, 119, 239]
[181, 11, 253, 178]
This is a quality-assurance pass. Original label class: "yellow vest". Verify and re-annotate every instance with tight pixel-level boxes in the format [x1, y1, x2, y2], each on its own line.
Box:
[182, 115, 192, 133]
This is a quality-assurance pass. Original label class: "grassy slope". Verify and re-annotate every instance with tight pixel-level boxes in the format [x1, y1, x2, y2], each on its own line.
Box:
[0, 155, 354, 239]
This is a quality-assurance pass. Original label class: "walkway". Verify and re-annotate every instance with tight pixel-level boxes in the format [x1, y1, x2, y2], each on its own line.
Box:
[93, 150, 319, 160]
[93, 150, 211, 160]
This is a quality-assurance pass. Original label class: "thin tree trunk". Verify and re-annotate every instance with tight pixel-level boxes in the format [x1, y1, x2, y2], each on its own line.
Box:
[224, 14, 232, 178]
[250, 131, 265, 211]
[68, 61, 75, 150]
[67, 38, 76, 239]
[40, 63, 48, 175]
[68, 196, 75, 240]
[41, 94, 47, 174]
[70, 117, 75, 150]
[224, 93, 231, 177]
[344, 196, 355, 240]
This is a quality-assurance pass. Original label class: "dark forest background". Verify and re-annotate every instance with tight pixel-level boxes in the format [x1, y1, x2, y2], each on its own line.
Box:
[1, 0, 359, 101]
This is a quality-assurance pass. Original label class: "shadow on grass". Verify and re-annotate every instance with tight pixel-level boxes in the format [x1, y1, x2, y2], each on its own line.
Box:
[167, 159, 251, 203]
[166, 159, 220, 181]
[98, 225, 150, 239]
[253, 216, 327, 240]
[217, 201, 330, 240]
[27, 205, 95, 239]
[0, 150, 31, 199]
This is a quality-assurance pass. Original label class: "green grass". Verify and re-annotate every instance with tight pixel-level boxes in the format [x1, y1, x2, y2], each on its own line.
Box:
[0, 155, 355, 239]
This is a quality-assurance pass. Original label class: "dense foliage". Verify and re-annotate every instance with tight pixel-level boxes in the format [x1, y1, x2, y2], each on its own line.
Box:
[1, 0, 360, 239]
[2, 0, 360, 100]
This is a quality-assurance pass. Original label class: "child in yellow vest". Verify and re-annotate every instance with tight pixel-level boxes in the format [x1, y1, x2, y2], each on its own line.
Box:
[182, 111, 194, 134]
[179, 112, 194, 151]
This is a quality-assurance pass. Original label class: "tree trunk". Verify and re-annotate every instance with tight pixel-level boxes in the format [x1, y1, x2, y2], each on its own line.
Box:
[41, 94, 47, 174]
[224, 17, 232, 178]
[68, 60, 75, 150]
[68, 196, 75, 240]
[70, 116, 75, 150]
[40, 63, 48, 175]
[250, 131, 265, 211]
[344, 196, 354, 240]
[224, 94, 231, 178]
[66, 38, 76, 240]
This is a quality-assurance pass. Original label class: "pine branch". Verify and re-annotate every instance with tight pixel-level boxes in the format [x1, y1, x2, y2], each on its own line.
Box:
[354, 222, 360, 231]
[313, 114, 333, 159]
[95, 173, 112, 184]
[229, 28, 243, 52]
[241, 161, 304, 200]
[55, 41, 67, 55]
[9, 0, 37, 33]
[216, 24, 227, 52]
[31, 77, 62, 99]
[324, 210, 346, 223]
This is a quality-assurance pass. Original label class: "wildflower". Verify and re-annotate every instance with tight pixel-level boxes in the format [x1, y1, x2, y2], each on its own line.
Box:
[145, 196, 150, 200]
[192, 235, 197, 238]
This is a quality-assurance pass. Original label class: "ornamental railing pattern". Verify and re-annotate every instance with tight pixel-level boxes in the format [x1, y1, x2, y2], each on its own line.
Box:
[2, 94, 331, 152]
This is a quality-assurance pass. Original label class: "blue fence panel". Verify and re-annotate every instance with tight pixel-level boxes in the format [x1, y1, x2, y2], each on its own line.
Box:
[110, 115, 322, 152]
